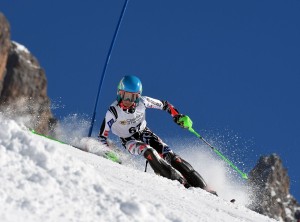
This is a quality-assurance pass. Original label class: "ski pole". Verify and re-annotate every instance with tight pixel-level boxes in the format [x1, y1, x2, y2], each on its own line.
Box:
[144, 160, 149, 172]
[188, 127, 248, 180]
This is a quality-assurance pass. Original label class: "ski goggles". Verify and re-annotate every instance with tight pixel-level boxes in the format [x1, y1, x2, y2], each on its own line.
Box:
[119, 90, 140, 102]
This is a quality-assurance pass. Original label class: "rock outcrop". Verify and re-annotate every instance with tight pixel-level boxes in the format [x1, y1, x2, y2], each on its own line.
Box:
[0, 13, 10, 93]
[0, 12, 56, 134]
[249, 154, 300, 222]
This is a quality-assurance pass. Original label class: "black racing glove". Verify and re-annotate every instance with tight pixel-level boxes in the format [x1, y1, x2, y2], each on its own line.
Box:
[99, 135, 109, 146]
[173, 114, 193, 129]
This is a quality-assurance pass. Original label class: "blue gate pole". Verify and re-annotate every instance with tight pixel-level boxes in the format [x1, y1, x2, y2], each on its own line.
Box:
[88, 0, 129, 137]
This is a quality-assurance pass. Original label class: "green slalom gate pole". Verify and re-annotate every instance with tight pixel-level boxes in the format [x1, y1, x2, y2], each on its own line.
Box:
[188, 127, 248, 180]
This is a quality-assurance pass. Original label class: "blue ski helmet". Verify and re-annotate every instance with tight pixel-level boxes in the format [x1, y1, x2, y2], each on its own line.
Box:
[117, 75, 142, 102]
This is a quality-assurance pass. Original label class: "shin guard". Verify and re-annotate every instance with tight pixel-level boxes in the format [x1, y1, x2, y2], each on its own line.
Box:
[168, 153, 207, 189]
[143, 148, 186, 184]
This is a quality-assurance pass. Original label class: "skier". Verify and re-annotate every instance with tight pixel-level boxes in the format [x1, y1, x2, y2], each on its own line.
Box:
[99, 75, 215, 194]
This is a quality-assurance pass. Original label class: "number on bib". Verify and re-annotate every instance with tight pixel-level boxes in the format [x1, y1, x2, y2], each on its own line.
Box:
[129, 123, 142, 134]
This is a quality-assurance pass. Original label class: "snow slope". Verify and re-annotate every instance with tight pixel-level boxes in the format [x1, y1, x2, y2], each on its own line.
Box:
[0, 115, 276, 222]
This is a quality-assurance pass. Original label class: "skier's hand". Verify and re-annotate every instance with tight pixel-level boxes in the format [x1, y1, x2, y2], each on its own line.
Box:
[173, 114, 193, 129]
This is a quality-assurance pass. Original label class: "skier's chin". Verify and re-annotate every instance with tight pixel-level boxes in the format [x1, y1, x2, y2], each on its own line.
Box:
[122, 101, 134, 108]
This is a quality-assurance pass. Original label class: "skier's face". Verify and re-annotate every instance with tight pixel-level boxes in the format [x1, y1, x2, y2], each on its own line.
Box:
[119, 91, 140, 107]
[122, 99, 134, 108]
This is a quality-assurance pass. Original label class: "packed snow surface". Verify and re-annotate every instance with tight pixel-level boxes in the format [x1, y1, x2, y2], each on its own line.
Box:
[0, 115, 276, 222]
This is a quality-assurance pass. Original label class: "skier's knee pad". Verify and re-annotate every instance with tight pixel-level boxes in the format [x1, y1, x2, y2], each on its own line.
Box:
[143, 148, 160, 162]
[170, 154, 194, 173]
[143, 148, 163, 173]
[144, 148, 182, 181]
[170, 154, 207, 189]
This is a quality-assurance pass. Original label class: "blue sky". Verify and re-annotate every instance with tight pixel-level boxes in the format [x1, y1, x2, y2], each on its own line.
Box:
[1, 1, 300, 200]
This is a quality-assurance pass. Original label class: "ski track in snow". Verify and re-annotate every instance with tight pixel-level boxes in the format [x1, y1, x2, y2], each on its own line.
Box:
[0, 115, 276, 222]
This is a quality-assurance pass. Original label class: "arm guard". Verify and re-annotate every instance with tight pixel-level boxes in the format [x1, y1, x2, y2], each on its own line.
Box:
[162, 101, 180, 117]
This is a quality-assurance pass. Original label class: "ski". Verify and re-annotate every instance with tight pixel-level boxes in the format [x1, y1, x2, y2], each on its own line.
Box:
[29, 129, 122, 164]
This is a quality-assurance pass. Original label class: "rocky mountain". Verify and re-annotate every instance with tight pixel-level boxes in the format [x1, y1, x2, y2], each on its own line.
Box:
[0, 12, 56, 134]
[0, 13, 10, 93]
[249, 154, 300, 222]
